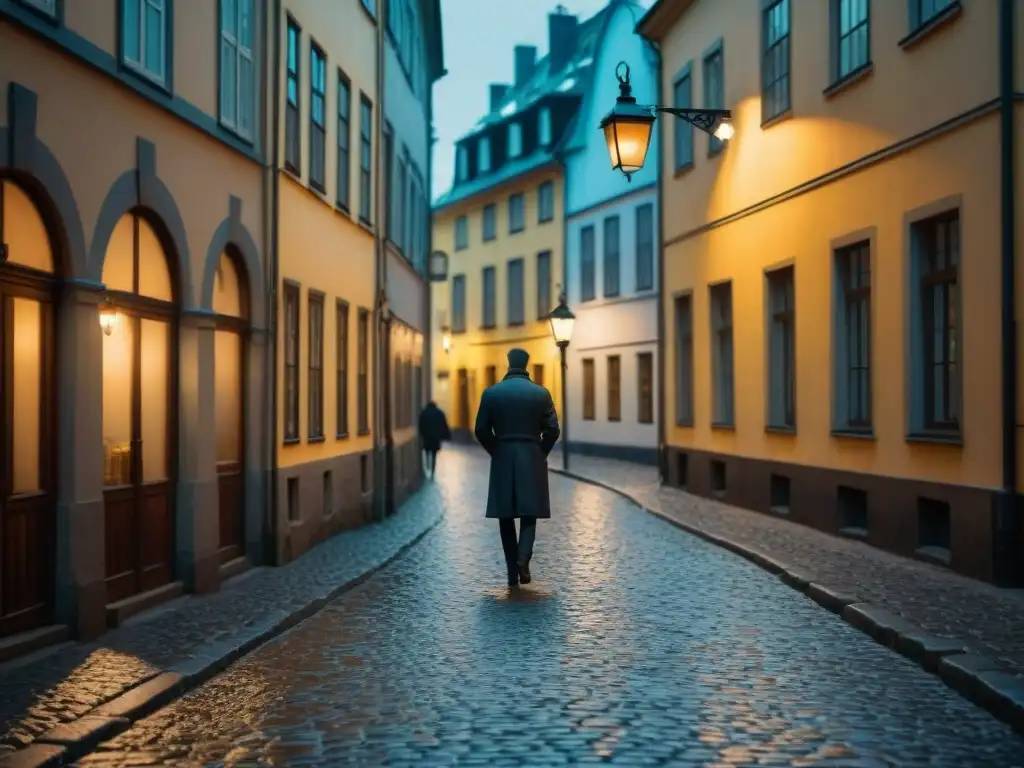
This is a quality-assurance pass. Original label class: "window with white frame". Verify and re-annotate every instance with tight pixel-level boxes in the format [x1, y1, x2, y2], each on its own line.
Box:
[833, 241, 871, 432]
[710, 281, 734, 425]
[508, 122, 523, 159]
[122, 0, 169, 85]
[539, 107, 552, 146]
[478, 137, 492, 174]
[767, 266, 796, 429]
[220, 0, 255, 139]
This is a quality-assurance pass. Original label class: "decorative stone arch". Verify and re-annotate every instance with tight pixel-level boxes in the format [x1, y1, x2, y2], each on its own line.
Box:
[200, 196, 266, 330]
[88, 138, 194, 307]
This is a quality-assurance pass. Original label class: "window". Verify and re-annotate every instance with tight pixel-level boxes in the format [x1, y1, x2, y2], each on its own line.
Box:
[508, 258, 525, 325]
[508, 122, 523, 158]
[283, 282, 300, 441]
[336, 300, 349, 437]
[220, 0, 255, 139]
[337, 72, 351, 209]
[122, 0, 169, 86]
[833, 0, 870, 82]
[538, 181, 554, 223]
[834, 241, 871, 431]
[675, 294, 694, 426]
[710, 282, 734, 425]
[914, 211, 960, 433]
[457, 146, 469, 181]
[17, 0, 56, 17]
[673, 68, 693, 170]
[309, 44, 327, 191]
[762, 0, 791, 123]
[395, 154, 406, 250]
[482, 204, 496, 241]
[308, 292, 324, 439]
[607, 356, 621, 422]
[636, 203, 654, 291]
[703, 44, 725, 155]
[454, 215, 468, 250]
[361, 0, 375, 17]
[508, 193, 525, 233]
[387, 0, 400, 39]
[359, 95, 373, 222]
[478, 137, 492, 174]
[284, 18, 301, 173]
[357, 309, 369, 433]
[910, 0, 956, 32]
[539, 107, 552, 146]
[638, 353, 654, 424]
[580, 225, 595, 302]
[451, 274, 466, 332]
[383, 125, 394, 239]
[485, 365, 497, 388]
[603, 215, 620, 298]
[537, 250, 552, 320]
[482, 266, 496, 328]
[583, 359, 595, 420]
[767, 266, 796, 429]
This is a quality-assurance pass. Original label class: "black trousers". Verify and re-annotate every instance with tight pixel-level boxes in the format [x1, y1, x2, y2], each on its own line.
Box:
[423, 448, 438, 477]
[499, 517, 537, 570]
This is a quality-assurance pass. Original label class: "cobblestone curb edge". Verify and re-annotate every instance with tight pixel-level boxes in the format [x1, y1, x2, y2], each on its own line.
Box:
[0, 510, 446, 768]
[549, 466, 1024, 737]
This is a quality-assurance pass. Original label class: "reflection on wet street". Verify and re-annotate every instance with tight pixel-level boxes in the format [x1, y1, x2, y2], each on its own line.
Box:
[80, 448, 1024, 766]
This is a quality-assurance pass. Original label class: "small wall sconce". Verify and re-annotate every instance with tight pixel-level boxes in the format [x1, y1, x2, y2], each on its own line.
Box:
[99, 307, 119, 336]
[441, 325, 452, 354]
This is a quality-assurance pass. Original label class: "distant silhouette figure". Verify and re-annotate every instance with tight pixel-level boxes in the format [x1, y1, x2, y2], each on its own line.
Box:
[418, 401, 451, 480]
[474, 348, 560, 587]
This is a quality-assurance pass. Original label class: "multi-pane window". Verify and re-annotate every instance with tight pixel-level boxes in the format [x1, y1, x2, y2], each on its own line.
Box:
[220, 0, 255, 139]
[396, 154, 406, 250]
[283, 282, 300, 441]
[509, 193, 525, 233]
[18, 0, 56, 17]
[762, 0, 791, 123]
[482, 266, 496, 328]
[383, 125, 394, 239]
[580, 225, 596, 302]
[359, 95, 373, 222]
[309, 44, 327, 191]
[457, 146, 469, 181]
[607, 355, 621, 422]
[285, 18, 301, 173]
[582, 359, 596, 420]
[710, 282, 734, 425]
[308, 292, 324, 439]
[638, 353, 654, 424]
[537, 250, 552, 320]
[636, 203, 654, 291]
[836, 242, 871, 430]
[122, 0, 169, 86]
[675, 294, 693, 425]
[834, 0, 869, 82]
[455, 215, 468, 250]
[603, 215, 620, 298]
[478, 137, 492, 174]
[508, 122, 523, 158]
[910, 0, 956, 31]
[539, 107, 552, 146]
[673, 70, 693, 170]
[336, 301, 349, 437]
[357, 309, 369, 433]
[482, 204, 496, 241]
[451, 274, 466, 333]
[703, 45, 725, 155]
[538, 181, 555, 223]
[917, 212, 960, 431]
[337, 72, 351, 209]
[767, 267, 796, 429]
[508, 258, 525, 326]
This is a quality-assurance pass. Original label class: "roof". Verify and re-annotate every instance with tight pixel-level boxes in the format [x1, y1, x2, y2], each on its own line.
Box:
[635, 0, 698, 42]
[432, 151, 559, 212]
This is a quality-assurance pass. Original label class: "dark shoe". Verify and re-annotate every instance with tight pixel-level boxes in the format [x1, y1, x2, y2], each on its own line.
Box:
[518, 562, 532, 585]
[507, 567, 519, 587]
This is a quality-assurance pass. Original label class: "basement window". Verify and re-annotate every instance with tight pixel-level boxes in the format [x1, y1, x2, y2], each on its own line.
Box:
[287, 477, 300, 522]
[769, 473, 791, 515]
[837, 486, 868, 538]
[710, 460, 726, 497]
[916, 497, 951, 565]
[676, 452, 688, 489]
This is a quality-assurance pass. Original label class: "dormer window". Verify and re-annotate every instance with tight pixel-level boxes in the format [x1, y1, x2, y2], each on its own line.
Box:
[478, 136, 492, 174]
[508, 122, 523, 159]
[457, 146, 468, 181]
[539, 107, 552, 147]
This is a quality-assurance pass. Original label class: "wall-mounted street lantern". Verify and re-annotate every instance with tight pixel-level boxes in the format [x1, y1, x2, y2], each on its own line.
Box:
[429, 250, 449, 282]
[547, 291, 576, 471]
[98, 306, 120, 336]
[599, 61, 734, 181]
[441, 325, 452, 354]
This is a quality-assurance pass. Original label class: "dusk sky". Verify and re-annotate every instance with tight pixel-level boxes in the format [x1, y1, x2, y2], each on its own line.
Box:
[431, 0, 654, 201]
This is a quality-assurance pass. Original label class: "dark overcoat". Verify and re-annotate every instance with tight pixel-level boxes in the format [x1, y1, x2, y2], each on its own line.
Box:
[418, 403, 451, 452]
[474, 368, 560, 519]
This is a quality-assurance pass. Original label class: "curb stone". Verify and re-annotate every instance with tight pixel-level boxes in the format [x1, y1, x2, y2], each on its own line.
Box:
[548, 466, 1024, 736]
[0, 506, 445, 768]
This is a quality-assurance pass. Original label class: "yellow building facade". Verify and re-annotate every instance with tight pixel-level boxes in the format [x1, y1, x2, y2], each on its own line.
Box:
[640, 0, 1024, 583]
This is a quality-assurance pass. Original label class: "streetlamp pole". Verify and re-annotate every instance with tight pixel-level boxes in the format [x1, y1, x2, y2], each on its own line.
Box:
[546, 290, 576, 473]
[559, 342, 569, 471]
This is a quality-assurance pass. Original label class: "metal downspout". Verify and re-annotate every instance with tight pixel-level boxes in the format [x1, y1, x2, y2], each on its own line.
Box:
[653, 39, 666, 483]
[373, 6, 388, 522]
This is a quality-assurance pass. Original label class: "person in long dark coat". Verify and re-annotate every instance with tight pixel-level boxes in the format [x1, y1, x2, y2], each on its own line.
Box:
[418, 401, 451, 479]
[474, 348, 560, 587]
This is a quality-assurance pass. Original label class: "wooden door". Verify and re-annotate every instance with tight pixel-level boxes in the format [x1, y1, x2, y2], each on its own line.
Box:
[215, 329, 244, 563]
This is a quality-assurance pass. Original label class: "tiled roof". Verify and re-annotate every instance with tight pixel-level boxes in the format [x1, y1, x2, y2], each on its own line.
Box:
[432, 150, 559, 211]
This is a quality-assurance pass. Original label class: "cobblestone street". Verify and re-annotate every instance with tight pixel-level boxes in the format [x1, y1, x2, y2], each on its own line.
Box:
[79, 446, 1023, 767]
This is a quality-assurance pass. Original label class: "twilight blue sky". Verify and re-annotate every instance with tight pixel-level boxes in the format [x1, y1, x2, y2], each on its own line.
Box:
[431, 0, 654, 200]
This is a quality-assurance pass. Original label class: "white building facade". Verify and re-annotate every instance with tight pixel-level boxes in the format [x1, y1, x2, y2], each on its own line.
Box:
[562, 0, 660, 464]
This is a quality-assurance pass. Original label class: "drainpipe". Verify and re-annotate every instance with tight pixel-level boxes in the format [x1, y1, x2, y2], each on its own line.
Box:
[651, 39, 666, 483]
[995, 0, 1019, 587]
[555, 145, 569, 440]
[373, 5, 388, 522]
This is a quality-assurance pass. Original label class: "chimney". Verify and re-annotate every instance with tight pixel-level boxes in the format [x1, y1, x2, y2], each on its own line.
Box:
[548, 5, 579, 76]
[514, 45, 537, 87]
[489, 83, 510, 112]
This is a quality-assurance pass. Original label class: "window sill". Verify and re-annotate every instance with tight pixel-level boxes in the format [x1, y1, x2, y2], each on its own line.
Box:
[707, 143, 725, 160]
[906, 431, 962, 446]
[823, 63, 874, 99]
[282, 437, 301, 446]
[914, 545, 951, 567]
[283, 164, 301, 182]
[358, 217, 375, 236]
[638, 419, 654, 425]
[454, 245, 468, 252]
[480, 324, 496, 331]
[336, 202, 351, 217]
[507, 321, 524, 328]
[710, 421, 734, 431]
[308, 435, 325, 444]
[357, 428, 371, 437]
[769, 505, 790, 517]
[765, 425, 796, 436]
[310, 180, 327, 196]
[839, 526, 868, 541]
[120, 61, 172, 97]
[603, 292, 620, 300]
[538, 217, 554, 225]
[451, 329, 466, 335]
[583, 417, 596, 422]
[336, 432, 349, 440]
[712, 490, 727, 500]
[831, 428, 875, 441]
[218, 122, 256, 147]
[760, 108, 793, 130]
[509, 228, 525, 236]
[13, 0, 61, 24]
[608, 417, 621, 423]
[899, 2, 963, 50]
[483, 236, 496, 243]
[675, 419, 694, 428]
[673, 161, 694, 179]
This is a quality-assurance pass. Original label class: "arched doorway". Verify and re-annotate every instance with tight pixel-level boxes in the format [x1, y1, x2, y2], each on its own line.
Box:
[212, 250, 248, 564]
[100, 211, 177, 603]
[0, 179, 57, 638]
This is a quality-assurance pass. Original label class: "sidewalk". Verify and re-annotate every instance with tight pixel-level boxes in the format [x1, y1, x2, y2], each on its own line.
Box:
[0, 481, 445, 765]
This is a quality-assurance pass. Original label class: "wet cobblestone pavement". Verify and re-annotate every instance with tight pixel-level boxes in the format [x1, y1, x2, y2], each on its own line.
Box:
[80, 447, 1024, 767]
